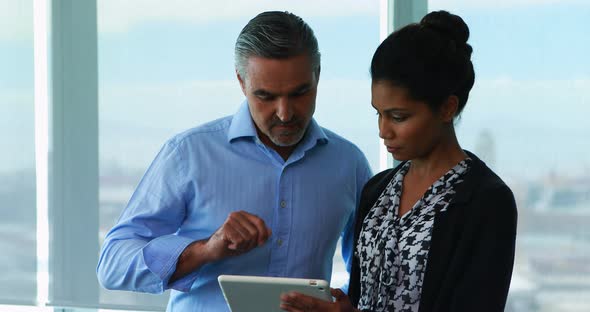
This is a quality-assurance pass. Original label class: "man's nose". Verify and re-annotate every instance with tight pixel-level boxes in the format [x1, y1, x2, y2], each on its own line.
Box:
[276, 97, 294, 122]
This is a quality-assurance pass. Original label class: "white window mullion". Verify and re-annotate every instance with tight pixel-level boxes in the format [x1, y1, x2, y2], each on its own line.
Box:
[35, 0, 100, 308]
[392, 0, 428, 32]
[34, 0, 50, 307]
[379, 0, 427, 170]
[378, 0, 392, 171]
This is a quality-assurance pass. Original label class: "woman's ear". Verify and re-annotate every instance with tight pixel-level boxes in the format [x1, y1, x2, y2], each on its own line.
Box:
[440, 95, 459, 122]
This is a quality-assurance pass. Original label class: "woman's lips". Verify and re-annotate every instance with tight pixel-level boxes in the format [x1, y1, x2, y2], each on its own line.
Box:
[386, 145, 400, 153]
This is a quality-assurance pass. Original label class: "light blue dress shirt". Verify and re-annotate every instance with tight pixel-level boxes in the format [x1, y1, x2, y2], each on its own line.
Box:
[97, 102, 372, 311]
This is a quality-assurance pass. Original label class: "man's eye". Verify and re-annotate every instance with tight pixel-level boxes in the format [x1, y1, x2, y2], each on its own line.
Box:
[258, 94, 274, 101]
[290, 89, 309, 98]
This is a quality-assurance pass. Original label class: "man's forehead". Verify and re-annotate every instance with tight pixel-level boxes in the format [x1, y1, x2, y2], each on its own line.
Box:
[245, 54, 313, 69]
[243, 55, 317, 88]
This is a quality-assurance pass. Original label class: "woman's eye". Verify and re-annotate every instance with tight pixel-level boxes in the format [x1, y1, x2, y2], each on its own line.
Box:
[375, 110, 407, 122]
[391, 115, 407, 122]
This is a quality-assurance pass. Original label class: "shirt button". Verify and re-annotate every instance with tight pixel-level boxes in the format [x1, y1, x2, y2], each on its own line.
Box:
[280, 200, 287, 208]
[277, 238, 283, 246]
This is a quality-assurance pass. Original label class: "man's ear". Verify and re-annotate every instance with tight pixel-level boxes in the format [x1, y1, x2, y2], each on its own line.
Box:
[236, 70, 246, 95]
[315, 65, 321, 84]
[440, 95, 459, 122]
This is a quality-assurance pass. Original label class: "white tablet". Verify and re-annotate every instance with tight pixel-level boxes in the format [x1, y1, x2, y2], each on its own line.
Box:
[218, 274, 332, 312]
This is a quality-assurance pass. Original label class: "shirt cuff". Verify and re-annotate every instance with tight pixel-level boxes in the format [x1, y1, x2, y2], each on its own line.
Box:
[142, 234, 197, 292]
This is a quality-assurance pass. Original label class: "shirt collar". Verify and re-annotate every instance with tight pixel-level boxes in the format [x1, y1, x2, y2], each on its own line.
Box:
[301, 118, 329, 148]
[227, 100, 329, 148]
[227, 100, 258, 142]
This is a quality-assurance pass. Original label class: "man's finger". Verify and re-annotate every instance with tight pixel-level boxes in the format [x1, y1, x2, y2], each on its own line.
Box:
[236, 211, 271, 245]
[226, 212, 266, 250]
[228, 212, 258, 238]
[222, 226, 244, 250]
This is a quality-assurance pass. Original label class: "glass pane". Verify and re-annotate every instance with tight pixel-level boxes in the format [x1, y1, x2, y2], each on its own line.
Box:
[427, 1, 590, 311]
[98, 0, 379, 307]
[0, 0, 36, 304]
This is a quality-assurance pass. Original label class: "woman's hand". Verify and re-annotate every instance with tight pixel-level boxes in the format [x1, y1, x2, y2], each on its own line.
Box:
[280, 288, 359, 312]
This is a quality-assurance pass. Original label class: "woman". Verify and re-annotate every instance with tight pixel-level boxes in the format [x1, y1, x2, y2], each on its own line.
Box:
[281, 10, 517, 312]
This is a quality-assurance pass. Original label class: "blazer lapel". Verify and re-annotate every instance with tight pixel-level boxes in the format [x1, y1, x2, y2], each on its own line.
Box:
[418, 151, 487, 312]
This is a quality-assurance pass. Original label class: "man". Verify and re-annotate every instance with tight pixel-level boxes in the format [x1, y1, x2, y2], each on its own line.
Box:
[97, 11, 372, 311]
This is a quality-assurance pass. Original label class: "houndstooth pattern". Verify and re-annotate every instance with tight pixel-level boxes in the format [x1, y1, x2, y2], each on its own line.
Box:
[356, 158, 471, 311]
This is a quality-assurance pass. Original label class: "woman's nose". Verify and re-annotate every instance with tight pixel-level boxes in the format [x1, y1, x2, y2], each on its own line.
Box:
[378, 118, 393, 139]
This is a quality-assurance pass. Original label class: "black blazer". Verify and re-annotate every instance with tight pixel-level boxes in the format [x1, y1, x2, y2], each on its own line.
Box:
[348, 151, 517, 312]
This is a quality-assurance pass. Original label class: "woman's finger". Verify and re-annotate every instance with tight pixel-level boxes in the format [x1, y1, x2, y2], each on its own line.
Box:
[280, 292, 328, 311]
[331, 288, 347, 300]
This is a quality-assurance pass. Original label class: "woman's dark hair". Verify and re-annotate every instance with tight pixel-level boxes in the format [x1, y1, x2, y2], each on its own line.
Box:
[370, 10, 475, 115]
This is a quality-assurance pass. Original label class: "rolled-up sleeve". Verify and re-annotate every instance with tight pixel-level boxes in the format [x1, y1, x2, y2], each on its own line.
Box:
[97, 139, 199, 293]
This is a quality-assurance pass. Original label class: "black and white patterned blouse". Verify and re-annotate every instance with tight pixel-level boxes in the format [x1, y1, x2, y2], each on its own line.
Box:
[356, 158, 471, 311]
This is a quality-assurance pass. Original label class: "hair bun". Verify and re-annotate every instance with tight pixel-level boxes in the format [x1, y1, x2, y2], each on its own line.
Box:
[420, 10, 470, 46]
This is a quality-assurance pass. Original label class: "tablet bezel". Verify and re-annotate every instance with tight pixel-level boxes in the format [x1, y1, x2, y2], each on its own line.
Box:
[218, 274, 332, 312]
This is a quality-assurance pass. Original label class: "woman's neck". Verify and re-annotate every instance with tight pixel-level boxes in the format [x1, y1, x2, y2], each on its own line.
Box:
[409, 132, 466, 179]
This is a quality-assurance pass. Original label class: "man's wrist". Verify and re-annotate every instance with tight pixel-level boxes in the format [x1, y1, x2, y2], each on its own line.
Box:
[171, 239, 212, 283]
[185, 239, 213, 264]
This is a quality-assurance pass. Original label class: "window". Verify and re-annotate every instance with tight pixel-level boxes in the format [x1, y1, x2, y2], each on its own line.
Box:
[427, 1, 590, 311]
[0, 0, 36, 305]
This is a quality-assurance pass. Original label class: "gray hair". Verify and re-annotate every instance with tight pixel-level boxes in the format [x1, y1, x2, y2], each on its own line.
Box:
[235, 11, 321, 79]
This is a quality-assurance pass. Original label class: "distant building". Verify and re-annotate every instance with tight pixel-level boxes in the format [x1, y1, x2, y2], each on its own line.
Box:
[475, 128, 496, 169]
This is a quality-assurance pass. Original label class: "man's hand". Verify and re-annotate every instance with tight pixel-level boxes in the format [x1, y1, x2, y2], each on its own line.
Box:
[170, 210, 271, 284]
[205, 210, 272, 261]
[280, 288, 359, 312]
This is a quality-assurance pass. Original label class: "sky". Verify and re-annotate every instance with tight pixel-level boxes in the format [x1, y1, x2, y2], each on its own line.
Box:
[1, 0, 589, 182]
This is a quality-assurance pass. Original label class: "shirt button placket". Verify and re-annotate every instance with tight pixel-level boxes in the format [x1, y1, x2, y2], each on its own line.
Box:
[270, 168, 291, 276]
[277, 201, 286, 247]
